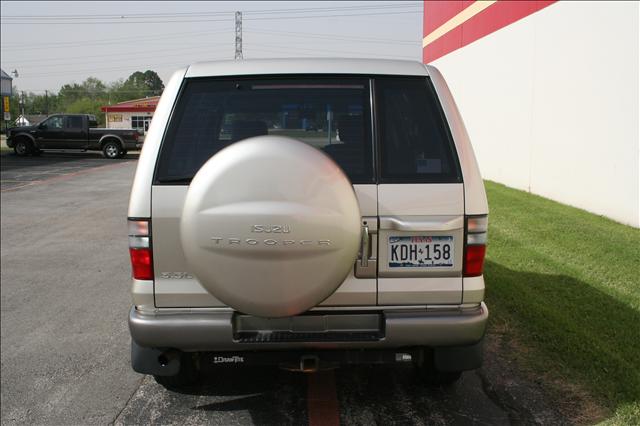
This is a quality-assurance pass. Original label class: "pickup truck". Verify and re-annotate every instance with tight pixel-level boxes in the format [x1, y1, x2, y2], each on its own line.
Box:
[6, 114, 142, 159]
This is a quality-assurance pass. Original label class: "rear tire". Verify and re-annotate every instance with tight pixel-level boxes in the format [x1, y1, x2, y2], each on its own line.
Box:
[415, 349, 462, 386]
[153, 353, 199, 389]
[14, 140, 31, 156]
[102, 141, 122, 159]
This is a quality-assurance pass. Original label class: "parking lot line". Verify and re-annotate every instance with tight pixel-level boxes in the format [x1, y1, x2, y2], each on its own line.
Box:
[0, 161, 131, 193]
[307, 370, 340, 426]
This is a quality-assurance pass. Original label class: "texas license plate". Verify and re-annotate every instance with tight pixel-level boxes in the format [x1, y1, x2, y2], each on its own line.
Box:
[388, 236, 454, 268]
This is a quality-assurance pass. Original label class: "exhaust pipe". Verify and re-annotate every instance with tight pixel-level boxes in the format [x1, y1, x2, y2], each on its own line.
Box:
[157, 349, 180, 367]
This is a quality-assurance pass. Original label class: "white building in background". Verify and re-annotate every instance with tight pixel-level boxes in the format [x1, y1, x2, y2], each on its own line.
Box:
[101, 96, 160, 136]
[14, 114, 47, 127]
[423, 1, 639, 227]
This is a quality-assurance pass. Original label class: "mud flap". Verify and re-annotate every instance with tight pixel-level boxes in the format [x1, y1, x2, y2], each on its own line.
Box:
[433, 339, 484, 372]
[131, 340, 181, 376]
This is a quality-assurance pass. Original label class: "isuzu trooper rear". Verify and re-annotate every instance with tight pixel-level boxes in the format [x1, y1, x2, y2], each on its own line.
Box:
[127, 58, 489, 387]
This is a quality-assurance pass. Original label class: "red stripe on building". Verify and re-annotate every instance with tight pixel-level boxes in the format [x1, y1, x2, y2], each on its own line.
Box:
[101, 96, 160, 113]
[424, 26, 464, 64]
[423, 0, 557, 63]
[101, 106, 157, 112]
[423, 1, 473, 36]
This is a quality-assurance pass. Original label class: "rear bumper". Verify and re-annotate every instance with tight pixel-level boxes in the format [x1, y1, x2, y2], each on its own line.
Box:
[129, 303, 488, 351]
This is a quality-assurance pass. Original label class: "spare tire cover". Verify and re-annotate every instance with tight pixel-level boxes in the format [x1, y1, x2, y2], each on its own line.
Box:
[180, 136, 361, 318]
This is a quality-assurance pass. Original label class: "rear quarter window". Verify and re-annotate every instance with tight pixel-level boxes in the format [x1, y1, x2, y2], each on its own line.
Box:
[375, 77, 462, 183]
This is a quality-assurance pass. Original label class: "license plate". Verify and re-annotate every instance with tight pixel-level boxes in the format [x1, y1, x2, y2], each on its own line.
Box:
[389, 236, 454, 268]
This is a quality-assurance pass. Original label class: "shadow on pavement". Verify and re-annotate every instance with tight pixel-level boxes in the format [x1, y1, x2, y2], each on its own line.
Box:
[151, 366, 308, 425]
[160, 364, 509, 425]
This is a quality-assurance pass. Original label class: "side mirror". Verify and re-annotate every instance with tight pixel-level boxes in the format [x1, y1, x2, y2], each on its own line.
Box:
[39, 124, 47, 130]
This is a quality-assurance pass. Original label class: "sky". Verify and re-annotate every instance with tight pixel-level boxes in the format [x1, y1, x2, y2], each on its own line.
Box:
[0, 1, 423, 94]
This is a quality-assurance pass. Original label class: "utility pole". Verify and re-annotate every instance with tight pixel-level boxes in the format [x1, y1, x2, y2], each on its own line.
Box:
[234, 11, 243, 60]
[44, 90, 49, 115]
[20, 91, 25, 119]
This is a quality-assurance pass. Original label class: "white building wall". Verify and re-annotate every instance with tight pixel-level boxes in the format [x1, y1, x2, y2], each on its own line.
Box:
[433, 1, 639, 227]
[106, 111, 153, 130]
[106, 112, 132, 130]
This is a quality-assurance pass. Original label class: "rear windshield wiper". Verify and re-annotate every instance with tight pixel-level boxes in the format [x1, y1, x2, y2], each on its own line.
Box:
[156, 175, 194, 183]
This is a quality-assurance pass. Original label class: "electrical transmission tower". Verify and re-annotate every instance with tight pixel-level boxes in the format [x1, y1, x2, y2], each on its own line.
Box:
[234, 11, 243, 60]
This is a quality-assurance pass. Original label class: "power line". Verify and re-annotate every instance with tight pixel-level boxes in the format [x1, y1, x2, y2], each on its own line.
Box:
[245, 10, 419, 21]
[3, 44, 218, 64]
[0, 17, 232, 25]
[4, 34, 417, 73]
[32, 63, 180, 78]
[2, 3, 421, 88]
[248, 43, 417, 60]
[244, 29, 417, 45]
[21, 59, 201, 78]
[0, 10, 419, 25]
[243, 3, 420, 16]
[6, 33, 414, 67]
[1, 3, 419, 19]
[246, 48, 318, 58]
[0, 28, 232, 50]
[1, 26, 414, 53]
[6, 44, 233, 69]
[2, 11, 234, 20]
[14, 89, 166, 95]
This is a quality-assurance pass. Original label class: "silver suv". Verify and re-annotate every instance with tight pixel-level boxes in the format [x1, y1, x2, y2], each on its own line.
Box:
[127, 59, 489, 387]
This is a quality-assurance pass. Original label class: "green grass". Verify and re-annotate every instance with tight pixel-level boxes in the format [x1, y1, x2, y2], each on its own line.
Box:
[484, 181, 640, 424]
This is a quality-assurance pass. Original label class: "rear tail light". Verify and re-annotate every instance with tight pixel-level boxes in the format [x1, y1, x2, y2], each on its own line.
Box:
[464, 215, 487, 277]
[128, 219, 153, 280]
[133, 132, 139, 141]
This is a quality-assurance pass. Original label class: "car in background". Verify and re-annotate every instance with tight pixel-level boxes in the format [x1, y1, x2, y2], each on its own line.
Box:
[6, 113, 142, 159]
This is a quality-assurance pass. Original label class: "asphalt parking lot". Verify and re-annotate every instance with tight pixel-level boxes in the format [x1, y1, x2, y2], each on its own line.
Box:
[0, 150, 140, 191]
[0, 152, 568, 425]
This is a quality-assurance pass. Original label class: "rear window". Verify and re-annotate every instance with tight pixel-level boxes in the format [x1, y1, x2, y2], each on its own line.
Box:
[375, 77, 461, 183]
[155, 77, 374, 184]
[65, 116, 83, 129]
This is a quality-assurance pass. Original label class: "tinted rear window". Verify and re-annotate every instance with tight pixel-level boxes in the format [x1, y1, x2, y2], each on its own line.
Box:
[66, 116, 83, 129]
[375, 77, 461, 183]
[155, 77, 374, 184]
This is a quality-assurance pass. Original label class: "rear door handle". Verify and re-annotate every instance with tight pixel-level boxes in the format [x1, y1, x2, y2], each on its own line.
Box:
[360, 224, 369, 267]
[355, 218, 377, 278]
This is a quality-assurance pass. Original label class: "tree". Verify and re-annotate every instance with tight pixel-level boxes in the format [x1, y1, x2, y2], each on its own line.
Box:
[58, 76, 107, 107]
[25, 91, 59, 115]
[81, 77, 107, 98]
[8, 86, 21, 119]
[121, 70, 164, 98]
[141, 70, 164, 93]
[66, 97, 106, 126]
